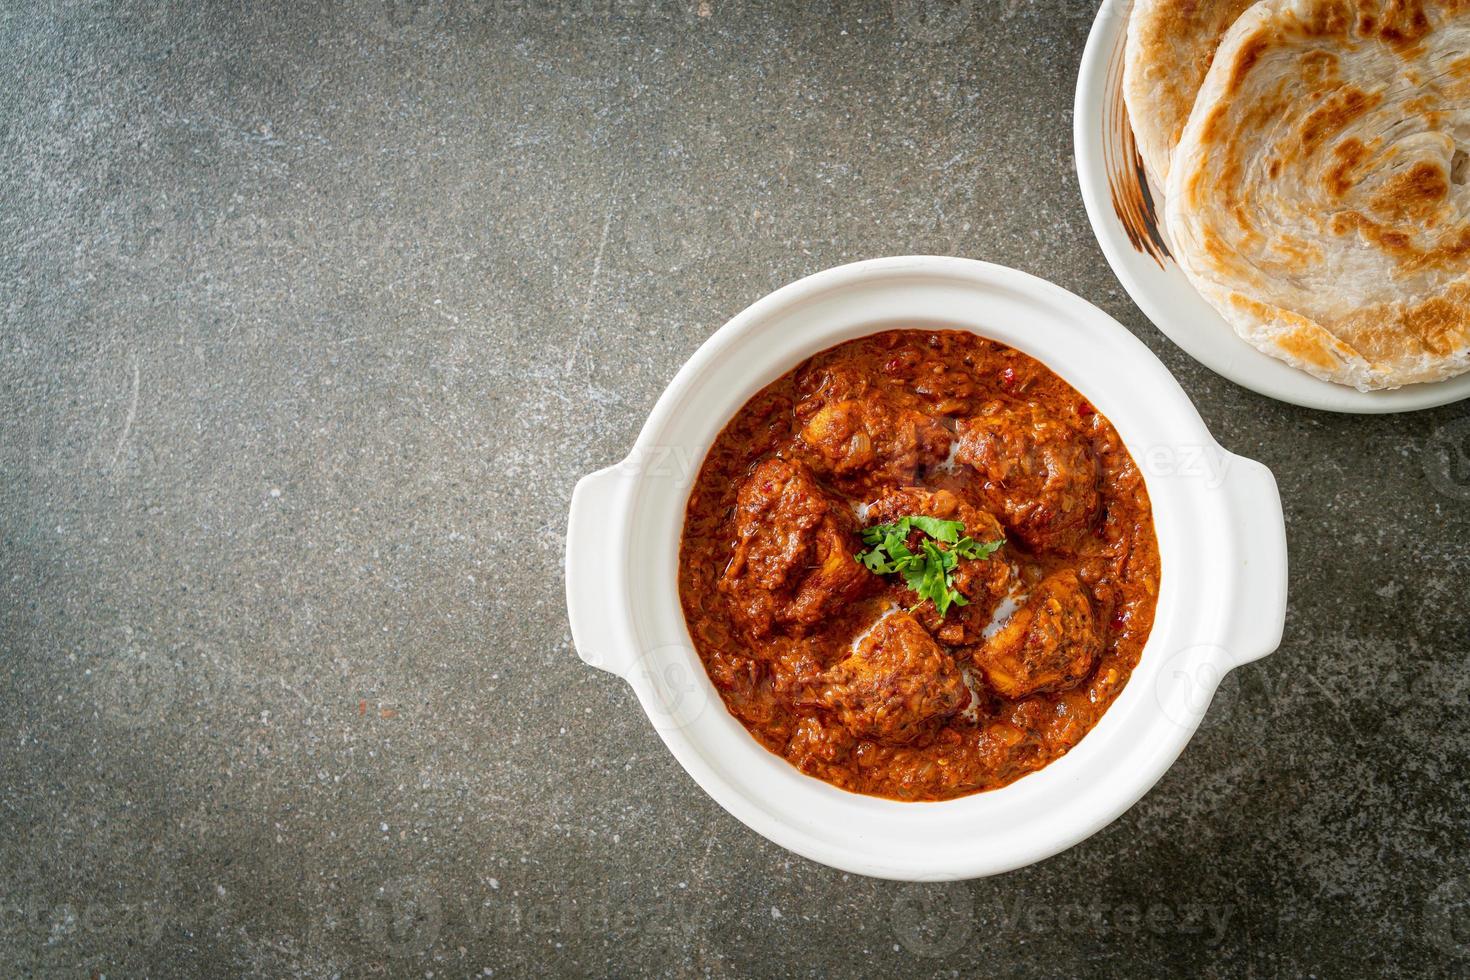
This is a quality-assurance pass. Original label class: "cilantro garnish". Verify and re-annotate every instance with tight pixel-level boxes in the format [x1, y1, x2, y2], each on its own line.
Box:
[854, 516, 1004, 618]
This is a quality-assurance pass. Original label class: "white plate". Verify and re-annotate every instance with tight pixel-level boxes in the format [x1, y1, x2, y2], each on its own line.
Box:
[1073, 0, 1470, 414]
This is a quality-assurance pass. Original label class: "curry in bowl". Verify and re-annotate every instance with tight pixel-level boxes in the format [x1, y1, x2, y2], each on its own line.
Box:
[678, 330, 1160, 801]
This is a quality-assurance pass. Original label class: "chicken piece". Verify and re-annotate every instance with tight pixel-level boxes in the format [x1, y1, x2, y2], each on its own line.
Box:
[973, 570, 1101, 699]
[863, 487, 1011, 646]
[795, 372, 952, 487]
[816, 611, 970, 745]
[720, 458, 875, 639]
[954, 402, 1100, 554]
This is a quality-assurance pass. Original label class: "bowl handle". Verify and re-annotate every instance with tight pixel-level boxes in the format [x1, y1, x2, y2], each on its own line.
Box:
[1217, 454, 1288, 667]
[565, 463, 635, 678]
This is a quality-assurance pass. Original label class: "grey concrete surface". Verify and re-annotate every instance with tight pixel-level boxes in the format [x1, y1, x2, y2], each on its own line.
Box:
[1, 0, 1467, 976]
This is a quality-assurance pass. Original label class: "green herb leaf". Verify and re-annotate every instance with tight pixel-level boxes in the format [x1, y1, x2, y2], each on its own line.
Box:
[907, 515, 964, 544]
[852, 515, 1005, 619]
[952, 536, 1004, 561]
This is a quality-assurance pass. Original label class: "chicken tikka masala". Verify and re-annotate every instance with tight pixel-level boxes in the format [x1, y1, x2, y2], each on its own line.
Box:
[678, 330, 1159, 801]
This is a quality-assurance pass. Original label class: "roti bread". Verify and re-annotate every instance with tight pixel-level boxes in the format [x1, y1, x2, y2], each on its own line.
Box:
[1123, 0, 1256, 185]
[1165, 0, 1470, 391]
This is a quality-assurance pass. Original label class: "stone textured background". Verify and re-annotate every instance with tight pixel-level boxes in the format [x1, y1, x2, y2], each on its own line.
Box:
[2, 1, 1467, 976]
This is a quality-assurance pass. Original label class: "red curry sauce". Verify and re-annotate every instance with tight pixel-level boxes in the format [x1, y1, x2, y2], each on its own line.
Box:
[678, 330, 1160, 801]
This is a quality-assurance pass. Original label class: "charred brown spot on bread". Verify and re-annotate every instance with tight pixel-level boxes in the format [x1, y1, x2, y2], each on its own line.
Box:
[1298, 86, 1381, 155]
[1231, 296, 1347, 369]
[1373, 226, 1415, 253]
[1330, 210, 1414, 256]
[1202, 227, 1238, 271]
[1323, 137, 1371, 196]
[1375, 0, 1434, 50]
[1228, 33, 1272, 94]
[1219, 149, 1246, 206]
[1380, 229, 1415, 251]
[1369, 161, 1451, 222]
[1230, 202, 1255, 233]
[1276, 326, 1347, 370]
[1324, 282, 1470, 369]
[1299, 49, 1341, 84]
[1185, 163, 1209, 208]
[1423, 226, 1470, 270]
[1332, 207, 1470, 273]
[1148, 0, 1229, 40]
[1404, 94, 1450, 130]
[1299, 0, 1356, 38]
[1239, 80, 1294, 138]
[1447, 56, 1470, 97]
[1401, 284, 1470, 356]
[1272, 233, 1325, 264]
[1198, 101, 1229, 149]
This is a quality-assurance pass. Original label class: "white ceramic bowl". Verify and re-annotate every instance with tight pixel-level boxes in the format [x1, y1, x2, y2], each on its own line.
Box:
[1074, 0, 1470, 413]
[566, 257, 1287, 880]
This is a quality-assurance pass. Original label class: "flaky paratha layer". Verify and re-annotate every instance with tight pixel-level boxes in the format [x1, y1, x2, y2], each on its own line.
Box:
[1166, 0, 1470, 390]
[1124, 0, 1256, 186]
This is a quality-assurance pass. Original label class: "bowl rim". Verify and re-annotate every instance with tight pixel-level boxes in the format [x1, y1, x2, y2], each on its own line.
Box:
[1072, 0, 1470, 414]
[568, 256, 1286, 880]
